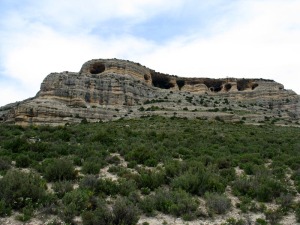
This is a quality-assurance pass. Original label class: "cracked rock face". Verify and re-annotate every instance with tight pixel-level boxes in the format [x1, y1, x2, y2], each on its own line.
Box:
[0, 58, 299, 126]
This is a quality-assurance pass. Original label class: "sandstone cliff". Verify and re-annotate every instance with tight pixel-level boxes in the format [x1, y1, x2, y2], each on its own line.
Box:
[0, 58, 299, 126]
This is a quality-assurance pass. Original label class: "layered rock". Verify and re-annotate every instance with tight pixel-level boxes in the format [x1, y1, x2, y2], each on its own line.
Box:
[0, 58, 299, 126]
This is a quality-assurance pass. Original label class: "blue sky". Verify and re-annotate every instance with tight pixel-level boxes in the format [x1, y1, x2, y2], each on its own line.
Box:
[1, 0, 300, 106]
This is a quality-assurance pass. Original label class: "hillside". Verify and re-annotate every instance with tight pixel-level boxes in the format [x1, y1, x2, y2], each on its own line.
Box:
[0, 58, 299, 126]
[0, 116, 300, 224]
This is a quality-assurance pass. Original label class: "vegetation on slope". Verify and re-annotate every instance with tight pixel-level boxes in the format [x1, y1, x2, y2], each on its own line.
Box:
[0, 116, 300, 224]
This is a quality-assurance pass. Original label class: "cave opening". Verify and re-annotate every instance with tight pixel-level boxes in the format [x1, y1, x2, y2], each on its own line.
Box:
[252, 83, 258, 90]
[204, 79, 222, 93]
[224, 83, 232, 92]
[237, 79, 251, 91]
[176, 79, 185, 90]
[151, 72, 174, 89]
[90, 63, 105, 74]
[144, 74, 150, 81]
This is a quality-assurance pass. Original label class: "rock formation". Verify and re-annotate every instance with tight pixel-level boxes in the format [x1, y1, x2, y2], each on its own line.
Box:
[0, 58, 299, 126]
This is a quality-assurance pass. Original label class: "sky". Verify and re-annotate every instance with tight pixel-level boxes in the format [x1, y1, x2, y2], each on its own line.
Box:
[1, 0, 300, 106]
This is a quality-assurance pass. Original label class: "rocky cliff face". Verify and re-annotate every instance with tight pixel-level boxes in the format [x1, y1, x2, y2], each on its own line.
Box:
[0, 58, 299, 126]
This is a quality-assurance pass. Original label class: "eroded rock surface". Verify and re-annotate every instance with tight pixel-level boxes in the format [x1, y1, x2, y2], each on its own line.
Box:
[0, 58, 299, 126]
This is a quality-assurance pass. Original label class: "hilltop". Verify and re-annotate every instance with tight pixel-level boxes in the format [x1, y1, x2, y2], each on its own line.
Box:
[0, 58, 299, 126]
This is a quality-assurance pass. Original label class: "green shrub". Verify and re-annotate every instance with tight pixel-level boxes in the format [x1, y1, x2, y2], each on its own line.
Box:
[255, 218, 267, 225]
[82, 203, 113, 225]
[136, 169, 166, 190]
[96, 178, 119, 196]
[171, 170, 225, 196]
[223, 217, 247, 225]
[205, 192, 231, 215]
[296, 203, 300, 223]
[0, 169, 46, 209]
[82, 158, 103, 175]
[0, 199, 11, 217]
[113, 197, 140, 225]
[61, 189, 91, 221]
[139, 195, 156, 216]
[265, 209, 283, 225]
[92, 131, 113, 145]
[44, 159, 76, 182]
[118, 179, 137, 196]
[82, 197, 139, 225]
[80, 175, 98, 192]
[219, 168, 236, 182]
[276, 193, 294, 211]
[16, 154, 32, 167]
[149, 188, 199, 220]
[52, 181, 73, 198]
[0, 158, 11, 171]
[3, 137, 29, 153]
[106, 155, 121, 164]
[16, 204, 34, 222]
[233, 173, 287, 202]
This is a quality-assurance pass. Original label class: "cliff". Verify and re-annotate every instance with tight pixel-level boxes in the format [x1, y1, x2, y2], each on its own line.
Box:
[0, 58, 299, 126]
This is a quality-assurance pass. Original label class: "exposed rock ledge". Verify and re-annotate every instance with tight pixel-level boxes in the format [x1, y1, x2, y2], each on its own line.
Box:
[0, 58, 299, 126]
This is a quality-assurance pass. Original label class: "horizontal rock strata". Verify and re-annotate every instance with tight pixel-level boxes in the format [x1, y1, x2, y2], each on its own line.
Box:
[0, 58, 299, 126]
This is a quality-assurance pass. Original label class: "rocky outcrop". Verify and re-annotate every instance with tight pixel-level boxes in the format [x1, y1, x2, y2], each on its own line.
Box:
[0, 58, 299, 126]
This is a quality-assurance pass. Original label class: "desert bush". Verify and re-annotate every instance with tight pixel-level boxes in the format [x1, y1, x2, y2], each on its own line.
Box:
[80, 175, 99, 192]
[171, 170, 225, 196]
[233, 173, 287, 202]
[16, 154, 32, 167]
[164, 160, 184, 179]
[82, 197, 139, 225]
[255, 218, 267, 225]
[221, 167, 236, 180]
[139, 195, 156, 216]
[44, 159, 76, 182]
[61, 189, 91, 220]
[118, 179, 137, 196]
[265, 209, 283, 225]
[82, 203, 113, 225]
[92, 131, 113, 145]
[150, 188, 199, 220]
[106, 155, 121, 164]
[52, 181, 73, 198]
[16, 204, 34, 222]
[82, 157, 104, 174]
[295, 203, 300, 223]
[276, 193, 294, 211]
[205, 192, 231, 215]
[0, 169, 46, 209]
[2, 137, 29, 153]
[223, 217, 247, 225]
[0, 199, 11, 217]
[291, 168, 300, 182]
[96, 178, 119, 196]
[0, 158, 11, 171]
[125, 145, 159, 166]
[136, 169, 166, 190]
[113, 197, 140, 225]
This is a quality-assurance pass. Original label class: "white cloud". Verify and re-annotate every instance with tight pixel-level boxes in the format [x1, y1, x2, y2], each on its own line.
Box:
[16, 0, 184, 32]
[140, 0, 300, 92]
[2, 25, 156, 100]
[1, 0, 300, 106]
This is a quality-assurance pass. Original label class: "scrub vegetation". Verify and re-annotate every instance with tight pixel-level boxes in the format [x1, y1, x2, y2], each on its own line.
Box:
[0, 116, 299, 224]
